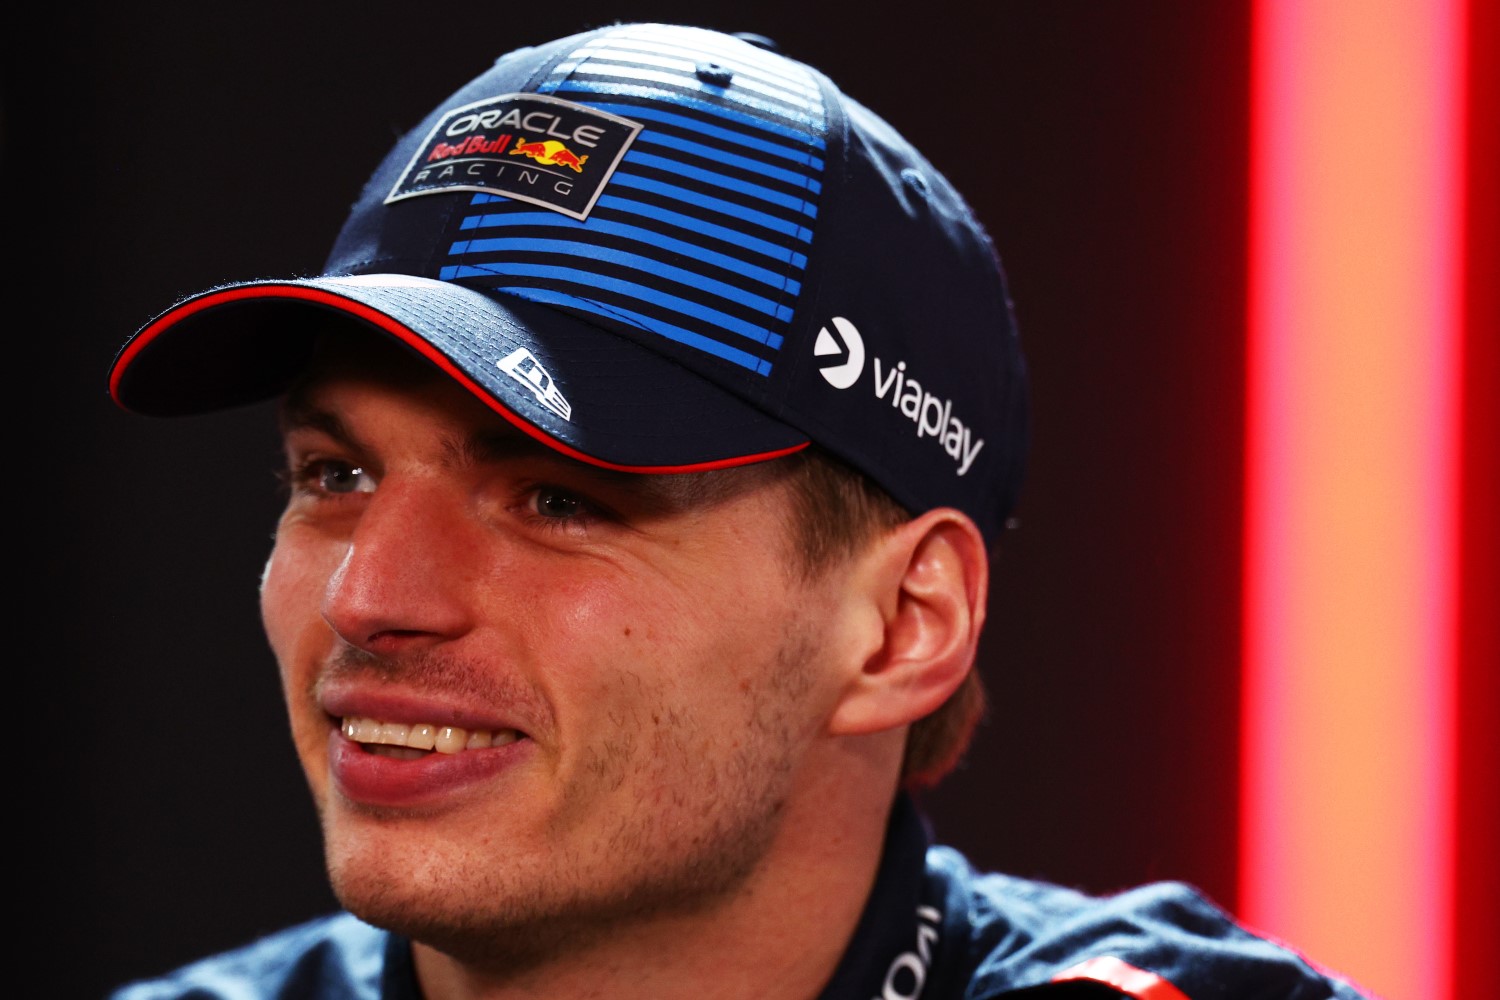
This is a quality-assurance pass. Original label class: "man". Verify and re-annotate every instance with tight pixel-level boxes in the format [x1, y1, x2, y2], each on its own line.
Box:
[106, 22, 1370, 1000]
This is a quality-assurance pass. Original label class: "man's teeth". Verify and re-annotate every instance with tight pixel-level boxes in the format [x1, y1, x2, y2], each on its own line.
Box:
[340, 717, 521, 755]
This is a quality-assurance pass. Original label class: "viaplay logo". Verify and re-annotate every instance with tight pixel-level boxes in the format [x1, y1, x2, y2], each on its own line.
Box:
[814, 316, 984, 476]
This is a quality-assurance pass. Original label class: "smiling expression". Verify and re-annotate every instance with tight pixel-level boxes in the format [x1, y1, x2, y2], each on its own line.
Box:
[257, 332, 862, 965]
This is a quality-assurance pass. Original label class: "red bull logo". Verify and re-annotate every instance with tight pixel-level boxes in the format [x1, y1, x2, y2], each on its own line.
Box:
[510, 137, 589, 173]
[425, 133, 513, 162]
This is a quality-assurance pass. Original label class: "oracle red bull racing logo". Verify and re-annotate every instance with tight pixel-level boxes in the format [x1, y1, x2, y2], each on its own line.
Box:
[386, 93, 641, 220]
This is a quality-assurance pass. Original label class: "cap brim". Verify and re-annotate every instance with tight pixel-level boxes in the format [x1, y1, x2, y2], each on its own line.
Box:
[109, 275, 809, 473]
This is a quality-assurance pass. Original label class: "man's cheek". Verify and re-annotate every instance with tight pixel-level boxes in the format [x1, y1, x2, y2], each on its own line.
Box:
[261, 537, 339, 635]
[261, 542, 343, 714]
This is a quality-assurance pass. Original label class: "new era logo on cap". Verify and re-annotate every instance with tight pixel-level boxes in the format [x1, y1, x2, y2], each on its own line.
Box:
[386, 93, 643, 220]
[497, 347, 572, 421]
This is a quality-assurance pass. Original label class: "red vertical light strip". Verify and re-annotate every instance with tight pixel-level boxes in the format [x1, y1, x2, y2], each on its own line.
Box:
[1243, 3, 1463, 999]
[1456, 0, 1500, 985]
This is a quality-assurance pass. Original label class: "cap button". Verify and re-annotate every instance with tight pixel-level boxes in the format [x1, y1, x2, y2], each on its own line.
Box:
[733, 32, 779, 52]
[696, 61, 734, 87]
[901, 167, 931, 197]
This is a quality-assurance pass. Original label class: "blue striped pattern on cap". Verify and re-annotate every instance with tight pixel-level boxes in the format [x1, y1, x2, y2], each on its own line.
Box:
[438, 24, 828, 377]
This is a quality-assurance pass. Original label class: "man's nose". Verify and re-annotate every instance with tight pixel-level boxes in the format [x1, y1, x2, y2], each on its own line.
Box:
[320, 476, 478, 655]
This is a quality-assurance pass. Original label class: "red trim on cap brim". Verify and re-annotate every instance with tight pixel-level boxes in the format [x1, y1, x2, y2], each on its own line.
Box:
[112, 283, 809, 474]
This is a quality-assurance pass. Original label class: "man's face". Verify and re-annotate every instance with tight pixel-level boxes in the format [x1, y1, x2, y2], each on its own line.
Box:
[258, 334, 861, 964]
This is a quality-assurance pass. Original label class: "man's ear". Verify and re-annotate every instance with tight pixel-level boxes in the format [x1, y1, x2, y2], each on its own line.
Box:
[826, 507, 988, 736]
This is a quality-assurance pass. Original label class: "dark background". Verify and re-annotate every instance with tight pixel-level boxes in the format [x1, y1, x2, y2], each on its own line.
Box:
[16, 2, 1255, 996]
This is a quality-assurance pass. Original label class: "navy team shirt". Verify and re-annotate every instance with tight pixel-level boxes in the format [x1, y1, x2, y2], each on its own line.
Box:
[110, 796, 1374, 999]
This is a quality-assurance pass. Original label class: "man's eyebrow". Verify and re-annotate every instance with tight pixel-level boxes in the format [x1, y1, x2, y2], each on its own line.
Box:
[462, 430, 680, 501]
[460, 429, 579, 466]
[277, 394, 355, 448]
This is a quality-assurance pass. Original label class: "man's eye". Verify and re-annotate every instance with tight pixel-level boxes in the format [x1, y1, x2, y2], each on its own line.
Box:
[533, 486, 584, 519]
[292, 459, 375, 496]
[323, 462, 375, 494]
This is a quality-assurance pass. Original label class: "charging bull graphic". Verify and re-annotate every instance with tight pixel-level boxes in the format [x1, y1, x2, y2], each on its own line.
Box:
[510, 137, 589, 172]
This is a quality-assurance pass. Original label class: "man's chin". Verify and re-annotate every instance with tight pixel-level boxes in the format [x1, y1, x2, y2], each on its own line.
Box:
[332, 877, 652, 976]
[324, 833, 765, 975]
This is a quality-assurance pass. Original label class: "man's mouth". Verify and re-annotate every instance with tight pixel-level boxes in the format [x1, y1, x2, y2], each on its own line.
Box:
[340, 717, 524, 759]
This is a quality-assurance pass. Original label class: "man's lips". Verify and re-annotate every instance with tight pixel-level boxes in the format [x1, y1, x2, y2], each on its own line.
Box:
[326, 715, 535, 807]
[340, 716, 524, 756]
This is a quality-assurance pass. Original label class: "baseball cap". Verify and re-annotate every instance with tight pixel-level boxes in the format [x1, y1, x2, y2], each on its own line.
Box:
[108, 22, 1029, 544]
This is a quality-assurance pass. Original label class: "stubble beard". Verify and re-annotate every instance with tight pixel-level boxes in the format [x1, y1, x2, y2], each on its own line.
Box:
[323, 617, 823, 977]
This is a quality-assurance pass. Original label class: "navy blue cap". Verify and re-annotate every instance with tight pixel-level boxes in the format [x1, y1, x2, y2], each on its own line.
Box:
[109, 23, 1029, 544]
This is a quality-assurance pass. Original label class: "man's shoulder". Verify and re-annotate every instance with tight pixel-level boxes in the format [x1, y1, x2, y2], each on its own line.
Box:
[925, 845, 1374, 999]
[108, 912, 390, 1000]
